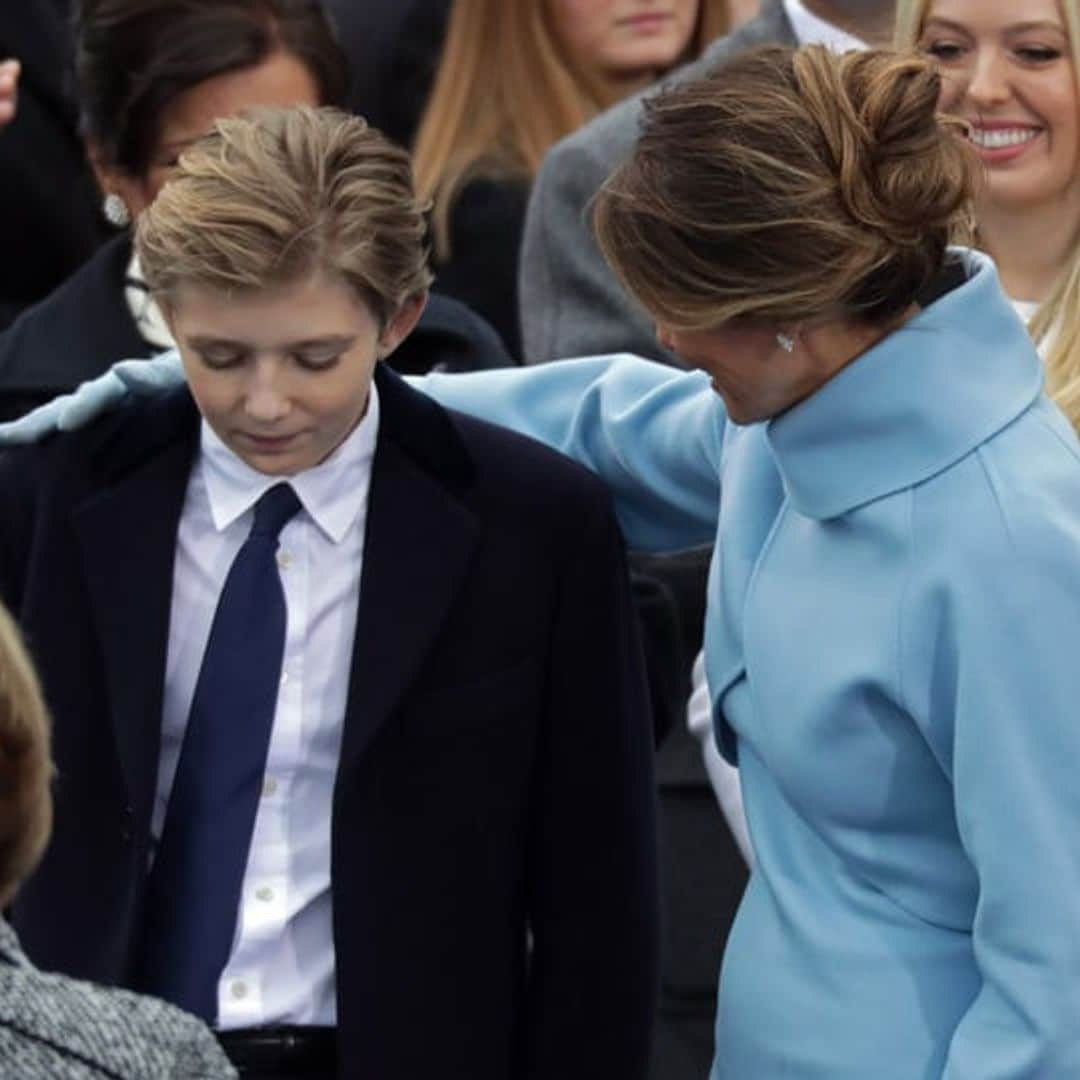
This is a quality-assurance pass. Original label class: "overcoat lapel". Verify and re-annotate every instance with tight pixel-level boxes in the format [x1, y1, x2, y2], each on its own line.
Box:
[72, 395, 198, 826]
[337, 367, 480, 774]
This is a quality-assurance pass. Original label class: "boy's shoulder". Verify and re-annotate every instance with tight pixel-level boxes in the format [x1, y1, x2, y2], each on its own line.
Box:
[380, 367, 617, 528]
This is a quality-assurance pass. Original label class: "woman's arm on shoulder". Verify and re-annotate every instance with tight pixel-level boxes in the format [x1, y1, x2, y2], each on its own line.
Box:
[416, 355, 725, 552]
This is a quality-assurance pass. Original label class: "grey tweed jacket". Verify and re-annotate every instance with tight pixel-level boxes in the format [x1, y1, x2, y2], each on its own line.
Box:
[0, 919, 236, 1079]
[518, 0, 797, 364]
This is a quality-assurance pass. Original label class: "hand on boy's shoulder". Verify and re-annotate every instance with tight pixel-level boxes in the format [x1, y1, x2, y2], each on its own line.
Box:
[0, 351, 186, 447]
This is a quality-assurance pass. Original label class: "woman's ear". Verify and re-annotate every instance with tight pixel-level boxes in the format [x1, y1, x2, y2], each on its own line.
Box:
[85, 138, 150, 220]
[378, 291, 429, 358]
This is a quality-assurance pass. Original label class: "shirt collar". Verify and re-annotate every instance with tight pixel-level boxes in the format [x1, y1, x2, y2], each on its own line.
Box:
[783, 0, 867, 50]
[199, 380, 380, 544]
[764, 250, 1045, 520]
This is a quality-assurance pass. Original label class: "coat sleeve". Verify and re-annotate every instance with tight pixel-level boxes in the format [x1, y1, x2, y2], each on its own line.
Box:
[519, 483, 659, 1079]
[414, 355, 725, 552]
[902, 463, 1080, 1077]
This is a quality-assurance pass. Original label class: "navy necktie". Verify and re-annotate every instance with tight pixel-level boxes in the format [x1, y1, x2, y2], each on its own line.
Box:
[138, 483, 302, 1021]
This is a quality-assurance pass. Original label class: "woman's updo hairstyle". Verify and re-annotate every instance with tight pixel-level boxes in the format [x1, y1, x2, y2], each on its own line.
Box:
[72, 0, 348, 179]
[594, 45, 978, 331]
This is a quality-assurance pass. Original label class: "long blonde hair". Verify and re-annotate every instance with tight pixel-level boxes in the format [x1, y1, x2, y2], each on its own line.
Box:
[895, 0, 1080, 431]
[412, 0, 732, 258]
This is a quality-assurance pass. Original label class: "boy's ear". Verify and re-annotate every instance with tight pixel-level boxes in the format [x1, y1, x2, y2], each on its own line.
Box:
[379, 291, 428, 359]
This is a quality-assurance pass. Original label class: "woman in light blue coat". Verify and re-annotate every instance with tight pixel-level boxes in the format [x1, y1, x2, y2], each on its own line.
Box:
[423, 46, 1080, 1077]
[4, 45, 1080, 1078]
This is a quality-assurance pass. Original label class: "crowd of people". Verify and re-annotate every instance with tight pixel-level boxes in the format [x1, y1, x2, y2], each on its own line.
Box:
[1, 1, 1079, 1079]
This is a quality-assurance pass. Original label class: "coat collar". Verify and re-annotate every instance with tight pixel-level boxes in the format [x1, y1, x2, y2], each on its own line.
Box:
[69, 366, 479, 810]
[72, 390, 201, 823]
[335, 364, 479, 774]
[764, 250, 1045, 521]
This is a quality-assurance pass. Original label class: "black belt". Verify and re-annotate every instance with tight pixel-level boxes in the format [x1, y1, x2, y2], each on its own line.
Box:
[217, 1025, 337, 1076]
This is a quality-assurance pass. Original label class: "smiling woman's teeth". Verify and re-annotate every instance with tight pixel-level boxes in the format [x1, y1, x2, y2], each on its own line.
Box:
[968, 128, 1040, 149]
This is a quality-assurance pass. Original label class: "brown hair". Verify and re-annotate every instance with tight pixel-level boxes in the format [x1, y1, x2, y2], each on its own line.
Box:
[594, 45, 978, 331]
[412, 0, 732, 258]
[136, 106, 433, 329]
[0, 603, 52, 908]
[73, 0, 348, 179]
[895, 0, 1080, 433]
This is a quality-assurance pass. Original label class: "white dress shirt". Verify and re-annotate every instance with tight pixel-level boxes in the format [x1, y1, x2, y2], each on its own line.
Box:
[155, 386, 379, 1028]
[783, 0, 867, 50]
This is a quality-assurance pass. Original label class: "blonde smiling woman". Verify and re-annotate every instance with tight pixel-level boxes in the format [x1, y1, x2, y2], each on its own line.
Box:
[896, 0, 1080, 429]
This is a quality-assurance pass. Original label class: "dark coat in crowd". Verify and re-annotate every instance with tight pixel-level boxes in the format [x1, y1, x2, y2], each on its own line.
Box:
[434, 177, 530, 362]
[0, 0, 110, 331]
[0, 234, 512, 422]
[325, 0, 451, 147]
[0, 363, 661, 1080]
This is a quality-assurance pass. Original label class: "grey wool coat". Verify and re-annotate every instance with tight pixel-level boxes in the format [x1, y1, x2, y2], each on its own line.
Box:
[0, 918, 235, 1079]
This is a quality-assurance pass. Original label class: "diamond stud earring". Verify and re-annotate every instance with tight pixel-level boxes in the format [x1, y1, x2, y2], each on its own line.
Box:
[776, 332, 796, 353]
[103, 192, 132, 228]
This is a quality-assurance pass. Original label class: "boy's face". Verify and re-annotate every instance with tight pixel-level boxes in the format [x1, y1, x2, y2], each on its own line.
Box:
[167, 274, 424, 475]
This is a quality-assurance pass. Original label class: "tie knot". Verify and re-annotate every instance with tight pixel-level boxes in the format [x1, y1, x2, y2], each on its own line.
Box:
[251, 483, 301, 539]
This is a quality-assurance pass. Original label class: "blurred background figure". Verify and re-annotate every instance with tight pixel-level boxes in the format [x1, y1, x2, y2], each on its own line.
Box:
[0, 599, 236, 1077]
[0, 3, 110, 331]
[0, 0, 338, 420]
[326, 0, 453, 148]
[0, 0, 509, 423]
[412, 0, 733, 359]
[895, 0, 1080, 432]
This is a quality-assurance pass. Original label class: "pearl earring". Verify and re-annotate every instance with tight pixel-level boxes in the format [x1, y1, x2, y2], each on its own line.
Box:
[776, 332, 795, 353]
[103, 192, 131, 228]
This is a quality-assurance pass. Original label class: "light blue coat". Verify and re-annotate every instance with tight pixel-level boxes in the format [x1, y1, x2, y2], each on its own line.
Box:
[419, 251, 1080, 1077]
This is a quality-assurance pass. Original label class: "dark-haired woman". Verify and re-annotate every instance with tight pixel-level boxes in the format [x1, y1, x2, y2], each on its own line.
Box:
[0, 0, 508, 421]
[7, 43, 1080, 1076]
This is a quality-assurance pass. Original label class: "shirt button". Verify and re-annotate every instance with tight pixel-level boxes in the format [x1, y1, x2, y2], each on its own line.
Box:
[263, 777, 278, 797]
[277, 551, 292, 570]
[280, 670, 290, 687]
[230, 980, 248, 1000]
[256, 886, 275, 903]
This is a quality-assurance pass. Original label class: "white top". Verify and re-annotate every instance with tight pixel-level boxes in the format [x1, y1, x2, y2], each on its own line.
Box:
[156, 386, 380, 1028]
[1008, 297, 1056, 360]
[124, 253, 174, 351]
[685, 652, 754, 866]
[783, 0, 867, 50]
